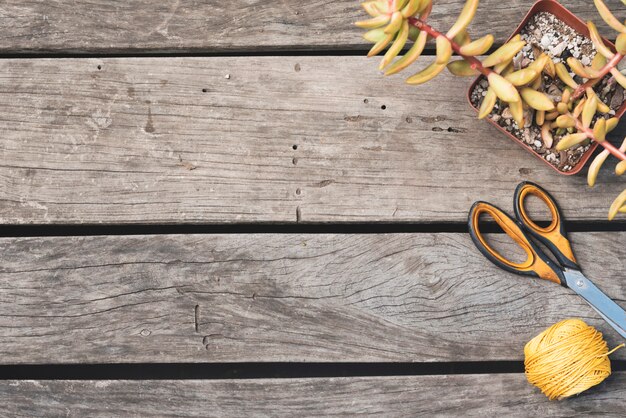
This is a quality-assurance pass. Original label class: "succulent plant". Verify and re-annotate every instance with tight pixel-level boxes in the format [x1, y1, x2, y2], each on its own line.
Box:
[356, 0, 626, 220]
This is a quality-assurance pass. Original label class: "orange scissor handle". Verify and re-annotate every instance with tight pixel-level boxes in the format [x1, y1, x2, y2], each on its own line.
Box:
[468, 201, 565, 285]
[513, 182, 579, 270]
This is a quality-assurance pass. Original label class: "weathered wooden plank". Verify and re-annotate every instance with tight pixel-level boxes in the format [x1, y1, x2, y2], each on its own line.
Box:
[2, 374, 625, 416]
[0, 56, 623, 224]
[0, 1, 623, 53]
[1, 232, 623, 364]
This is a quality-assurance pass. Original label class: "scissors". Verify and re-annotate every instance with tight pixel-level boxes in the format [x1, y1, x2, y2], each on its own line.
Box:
[468, 181, 626, 340]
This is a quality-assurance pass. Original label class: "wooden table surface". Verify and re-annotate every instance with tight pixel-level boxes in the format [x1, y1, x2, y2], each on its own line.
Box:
[1, 1, 625, 416]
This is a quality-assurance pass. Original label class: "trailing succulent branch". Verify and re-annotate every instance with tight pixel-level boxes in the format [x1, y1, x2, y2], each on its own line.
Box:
[356, 0, 626, 220]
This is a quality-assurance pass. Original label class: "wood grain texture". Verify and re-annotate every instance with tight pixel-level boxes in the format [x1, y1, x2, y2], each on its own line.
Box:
[2, 374, 625, 417]
[0, 1, 623, 53]
[1, 232, 624, 364]
[0, 56, 624, 224]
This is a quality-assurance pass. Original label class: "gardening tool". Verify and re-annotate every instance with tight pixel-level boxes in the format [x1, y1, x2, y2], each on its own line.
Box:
[468, 181, 626, 339]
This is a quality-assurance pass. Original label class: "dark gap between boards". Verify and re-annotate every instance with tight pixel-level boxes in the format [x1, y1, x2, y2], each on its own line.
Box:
[0, 221, 624, 237]
[0, 361, 598, 380]
[0, 45, 462, 60]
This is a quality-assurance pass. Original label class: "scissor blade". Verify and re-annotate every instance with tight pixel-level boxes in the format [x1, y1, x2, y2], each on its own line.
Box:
[564, 269, 626, 340]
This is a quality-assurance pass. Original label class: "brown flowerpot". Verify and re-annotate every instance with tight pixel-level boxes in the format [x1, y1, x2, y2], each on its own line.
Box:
[467, 0, 626, 175]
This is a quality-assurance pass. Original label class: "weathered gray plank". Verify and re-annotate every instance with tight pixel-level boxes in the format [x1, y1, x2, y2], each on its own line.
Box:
[0, 56, 623, 224]
[1, 232, 624, 364]
[2, 374, 625, 417]
[0, 1, 623, 53]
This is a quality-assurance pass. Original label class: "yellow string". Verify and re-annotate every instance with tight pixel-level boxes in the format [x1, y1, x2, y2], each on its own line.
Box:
[524, 319, 624, 400]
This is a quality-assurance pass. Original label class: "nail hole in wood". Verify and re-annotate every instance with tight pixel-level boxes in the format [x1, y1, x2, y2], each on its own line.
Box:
[97, 65, 102, 70]
[202, 88, 208, 93]
[381, 105, 386, 110]
[295, 188, 301, 195]
[292, 145, 298, 150]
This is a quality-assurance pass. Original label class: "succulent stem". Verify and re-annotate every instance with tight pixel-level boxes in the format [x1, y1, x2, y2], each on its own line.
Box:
[573, 115, 626, 161]
[572, 52, 625, 99]
[408, 17, 493, 77]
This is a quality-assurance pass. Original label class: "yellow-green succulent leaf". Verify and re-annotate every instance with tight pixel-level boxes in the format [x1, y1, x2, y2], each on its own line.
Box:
[363, 28, 387, 43]
[356, 14, 391, 29]
[402, 0, 424, 17]
[584, 87, 610, 113]
[557, 102, 569, 114]
[520, 88, 555, 111]
[567, 57, 598, 78]
[594, 0, 626, 33]
[482, 40, 526, 67]
[573, 98, 587, 118]
[384, 30, 428, 75]
[556, 133, 589, 150]
[610, 67, 626, 89]
[617, 160, 626, 175]
[591, 53, 607, 70]
[608, 189, 626, 220]
[582, 93, 598, 128]
[536, 110, 546, 126]
[384, 11, 404, 34]
[593, 118, 607, 142]
[380, 20, 410, 70]
[617, 33, 626, 55]
[555, 62, 579, 89]
[436, 35, 452, 64]
[546, 110, 559, 121]
[530, 74, 542, 90]
[541, 123, 554, 148]
[418, 0, 431, 13]
[494, 60, 514, 75]
[459, 34, 494, 56]
[367, 32, 395, 57]
[374, 0, 390, 13]
[588, 150, 610, 187]
[488, 72, 520, 102]
[606, 117, 619, 132]
[408, 25, 420, 41]
[406, 61, 447, 85]
[588, 21, 615, 59]
[362, 1, 383, 17]
[446, 0, 480, 39]
[509, 99, 525, 127]
[505, 68, 537, 86]
[478, 87, 497, 119]
[544, 58, 556, 78]
[597, 99, 610, 114]
[527, 54, 550, 79]
[392, 0, 410, 12]
[453, 29, 471, 46]
[555, 115, 577, 129]
[478, 88, 497, 119]
[447, 59, 480, 76]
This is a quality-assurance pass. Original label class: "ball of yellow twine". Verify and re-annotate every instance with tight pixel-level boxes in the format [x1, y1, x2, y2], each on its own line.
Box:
[524, 319, 624, 400]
